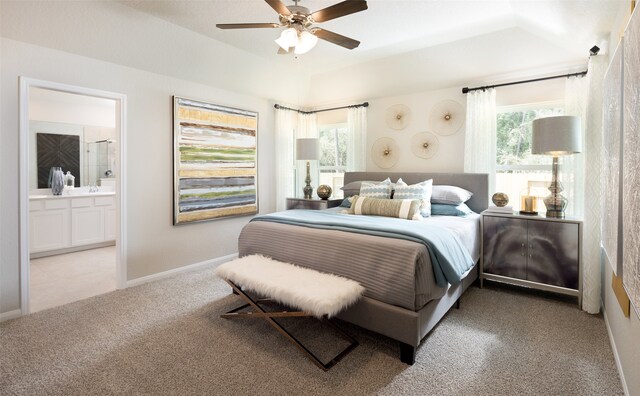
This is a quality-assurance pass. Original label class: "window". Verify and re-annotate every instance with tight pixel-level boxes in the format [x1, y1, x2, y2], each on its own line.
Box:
[496, 102, 564, 211]
[318, 123, 348, 198]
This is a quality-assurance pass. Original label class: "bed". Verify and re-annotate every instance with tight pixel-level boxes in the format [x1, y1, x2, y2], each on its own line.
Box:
[238, 172, 488, 364]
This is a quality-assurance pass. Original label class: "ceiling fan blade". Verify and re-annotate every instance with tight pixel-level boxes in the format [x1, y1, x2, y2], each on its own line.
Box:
[265, 0, 292, 16]
[312, 28, 361, 49]
[310, 0, 368, 23]
[216, 23, 281, 29]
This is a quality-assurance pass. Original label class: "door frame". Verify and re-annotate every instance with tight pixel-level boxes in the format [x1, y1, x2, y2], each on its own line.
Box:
[19, 77, 128, 315]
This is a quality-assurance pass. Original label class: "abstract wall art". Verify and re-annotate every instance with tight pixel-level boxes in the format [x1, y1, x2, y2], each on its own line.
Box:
[622, 7, 640, 315]
[602, 42, 623, 276]
[173, 96, 258, 224]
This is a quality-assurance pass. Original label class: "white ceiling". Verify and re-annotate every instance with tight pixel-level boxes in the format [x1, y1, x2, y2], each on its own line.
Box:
[121, 0, 621, 80]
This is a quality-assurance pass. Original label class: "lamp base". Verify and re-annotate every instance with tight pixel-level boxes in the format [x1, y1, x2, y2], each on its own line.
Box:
[543, 156, 568, 219]
[545, 209, 565, 219]
[303, 160, 313, 199]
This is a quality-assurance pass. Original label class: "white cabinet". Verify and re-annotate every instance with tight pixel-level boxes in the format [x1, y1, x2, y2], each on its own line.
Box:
[30, 194, 116, 254]
[105, 207, 117, 241]
[71, 196, 107, 246]
[30, 198, 71, 252]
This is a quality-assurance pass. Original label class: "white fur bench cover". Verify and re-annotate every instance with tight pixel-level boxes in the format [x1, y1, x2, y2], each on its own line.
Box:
[216, 255, 365, 318]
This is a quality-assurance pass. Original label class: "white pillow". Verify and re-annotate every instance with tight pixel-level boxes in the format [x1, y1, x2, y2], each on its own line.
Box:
[431, 185, 473, 205]
[393, 178, 433, 217]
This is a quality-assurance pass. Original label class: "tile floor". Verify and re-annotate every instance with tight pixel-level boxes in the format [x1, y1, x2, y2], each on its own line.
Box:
[30, 246, 117, 313]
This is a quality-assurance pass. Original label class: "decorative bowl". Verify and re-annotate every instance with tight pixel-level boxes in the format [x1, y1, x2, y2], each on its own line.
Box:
[492, 192, 509, 207]
[317, 185, 332, 200]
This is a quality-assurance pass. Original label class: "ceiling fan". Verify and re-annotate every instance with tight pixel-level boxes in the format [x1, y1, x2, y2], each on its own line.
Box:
[216, 0, 368, 55]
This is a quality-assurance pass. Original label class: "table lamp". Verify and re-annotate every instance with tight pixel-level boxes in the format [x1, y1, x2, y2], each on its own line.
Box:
[296, 138, 319, 199]
[532, 115, 582, 218]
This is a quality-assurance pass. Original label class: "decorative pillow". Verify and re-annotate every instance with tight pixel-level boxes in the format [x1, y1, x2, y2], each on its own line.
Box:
[341, 178, 392, 197]
[347, 195, 422, 220]
[431, 185, 473, 205]
[393, 178, 433, 217]
[340, 197, 353, 208]
[359, 178, 393, 199]
[431, 203, 474, 216]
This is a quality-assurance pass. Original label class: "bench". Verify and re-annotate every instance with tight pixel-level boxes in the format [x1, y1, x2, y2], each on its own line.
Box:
[215, 254, 365, 370]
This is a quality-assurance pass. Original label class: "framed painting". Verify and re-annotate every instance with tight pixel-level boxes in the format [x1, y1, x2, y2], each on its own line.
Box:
[623, 7, 640, 315]
[173, 96, 258, 224]
[602, 42, 623, 276]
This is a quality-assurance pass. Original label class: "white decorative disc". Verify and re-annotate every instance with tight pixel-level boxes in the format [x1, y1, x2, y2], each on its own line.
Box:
[429, 100, 464, 136]
[371, 137, 400, 169]
[411, 132, 440, 159]
[385, 104, 411, 130]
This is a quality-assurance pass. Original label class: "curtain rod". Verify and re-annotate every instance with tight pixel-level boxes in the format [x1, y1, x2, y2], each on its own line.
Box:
[274, 102, 369, 114]
[461, 70, 588, 94]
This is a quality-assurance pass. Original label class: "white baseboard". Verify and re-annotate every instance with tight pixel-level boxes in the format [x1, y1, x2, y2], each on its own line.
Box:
[604, 305, 630, 396]
[127, 252, 238, 288]
[0, 309, 23, 322]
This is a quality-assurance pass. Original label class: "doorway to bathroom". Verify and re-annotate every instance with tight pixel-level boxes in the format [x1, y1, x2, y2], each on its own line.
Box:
[19, 78, 127, 315]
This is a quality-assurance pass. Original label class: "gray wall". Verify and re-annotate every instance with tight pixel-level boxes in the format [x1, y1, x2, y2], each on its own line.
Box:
[0, 1, 288, 314]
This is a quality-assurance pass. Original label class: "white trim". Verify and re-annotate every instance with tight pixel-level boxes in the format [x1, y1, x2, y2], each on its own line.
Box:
[19, 77, 128, 316]
[0, 309, 23, 323]
[496, 164, 550, 171]
[604, 304, 630, 396]
[497, 100, 565, 113]
[127, 253, 238, 288]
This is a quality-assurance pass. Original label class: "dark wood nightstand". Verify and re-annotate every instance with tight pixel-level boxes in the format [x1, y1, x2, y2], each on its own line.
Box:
[481, 211, 583, 307]
[286, 198, 342, 210]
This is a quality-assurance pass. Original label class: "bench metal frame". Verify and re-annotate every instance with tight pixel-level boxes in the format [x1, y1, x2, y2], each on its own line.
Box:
[221, 279, 358, 371]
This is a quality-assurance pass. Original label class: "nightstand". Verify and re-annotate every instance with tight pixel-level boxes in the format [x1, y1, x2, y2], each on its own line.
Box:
[480, 211, 583, 307]
[286, 198, 342, 210]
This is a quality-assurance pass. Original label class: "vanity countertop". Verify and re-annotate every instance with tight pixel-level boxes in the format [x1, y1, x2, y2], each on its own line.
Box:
[29, 191, 116, 200]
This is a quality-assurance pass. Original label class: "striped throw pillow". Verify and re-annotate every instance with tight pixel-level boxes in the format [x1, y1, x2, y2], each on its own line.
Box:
[347, 196, 422, 220]
[360, 178, 393, 199]
[393, 179, 433, 217]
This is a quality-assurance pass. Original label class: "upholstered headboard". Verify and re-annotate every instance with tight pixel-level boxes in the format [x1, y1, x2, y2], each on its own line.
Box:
[343, 172, 489, 214]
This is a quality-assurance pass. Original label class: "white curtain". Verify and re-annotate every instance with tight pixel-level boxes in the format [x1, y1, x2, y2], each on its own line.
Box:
[569, 56, 607, 314]
[464, 89, 497, 195]
[295, 113, 319, 199]
[347, 106, 367, 171]
[274, 108, 297, 211]
[561, 75, 589, 219]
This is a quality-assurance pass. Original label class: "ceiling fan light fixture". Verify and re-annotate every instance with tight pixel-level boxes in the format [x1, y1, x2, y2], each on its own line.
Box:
[294, 30, 318, 54]
[275, 27, 298, 51]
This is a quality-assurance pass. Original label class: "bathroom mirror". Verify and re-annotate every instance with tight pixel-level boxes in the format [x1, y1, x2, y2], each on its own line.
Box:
[30, 121, 117, 189]
[28, 86, 117, 191]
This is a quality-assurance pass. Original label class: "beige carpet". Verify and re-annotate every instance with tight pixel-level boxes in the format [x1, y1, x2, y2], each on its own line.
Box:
[0, 267, 622, 395]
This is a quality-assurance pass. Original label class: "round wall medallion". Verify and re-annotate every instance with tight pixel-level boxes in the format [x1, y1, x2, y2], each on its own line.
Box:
[410, 132, 440, 159]
[317, 185, 332, 200]
[492, 192, 509, 207]
[429, 100, 464, 136]
[385, 104, 411, 130]
[371, 137, 400, 169]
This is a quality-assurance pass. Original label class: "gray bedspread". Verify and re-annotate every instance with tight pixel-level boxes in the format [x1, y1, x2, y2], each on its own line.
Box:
[252, 210, 474, 287]
[238, 210, 478, 311]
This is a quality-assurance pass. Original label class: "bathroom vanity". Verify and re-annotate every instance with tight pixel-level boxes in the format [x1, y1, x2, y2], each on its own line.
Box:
[29, 191, 116, 257]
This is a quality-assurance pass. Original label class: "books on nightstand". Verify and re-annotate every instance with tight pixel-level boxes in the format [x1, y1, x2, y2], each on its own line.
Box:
[484, 205, 514, 214]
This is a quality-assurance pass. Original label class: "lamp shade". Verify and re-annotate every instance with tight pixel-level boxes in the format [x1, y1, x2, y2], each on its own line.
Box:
[296, 138, 319, 160]
[294, 31, 318, 55]
[532, 115, 582, 156]
[275, 28, 298, 51]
